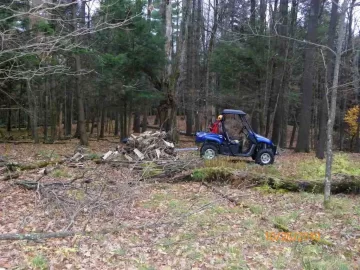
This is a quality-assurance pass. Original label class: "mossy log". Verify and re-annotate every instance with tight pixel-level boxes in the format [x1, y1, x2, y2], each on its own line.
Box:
[0, 172, 20, 181]
[6, 159, 66, 172]
[192, 167, 360, 194]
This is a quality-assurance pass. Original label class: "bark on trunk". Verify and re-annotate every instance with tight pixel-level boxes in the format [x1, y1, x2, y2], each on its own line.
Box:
[271, 0, 289, 146]
[296, 0, 320, 152]
[324, 0, 348, 207]
[6, 99, 11, 132]
[50, 76, 57, 142]
[114, 112, 119, 136]
[100, 105, 106, 138]
[73, 0, 88, 146]
[58, 103, 63, 139]
[26, 80, 39, 143]
[44, 83, 48, 141]
[316, 0, 338, 158]
[133, 111, 141, 133]
[141, 110, 148, 133]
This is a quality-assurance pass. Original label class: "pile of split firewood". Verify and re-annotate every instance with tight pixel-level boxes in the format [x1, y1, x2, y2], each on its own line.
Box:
[102, 131, 176, 161]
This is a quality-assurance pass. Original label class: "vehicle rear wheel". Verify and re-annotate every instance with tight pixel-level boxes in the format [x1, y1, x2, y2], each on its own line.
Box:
[200, 144, 218, 160]
[255, 149, 274, 165]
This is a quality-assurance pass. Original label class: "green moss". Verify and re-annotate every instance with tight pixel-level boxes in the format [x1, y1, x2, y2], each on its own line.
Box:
[255, 183, 288, 194]
[191, 167, 234, 182]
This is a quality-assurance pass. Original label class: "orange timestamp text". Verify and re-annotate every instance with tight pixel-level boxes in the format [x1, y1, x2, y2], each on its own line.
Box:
[265, 231, 321, 242]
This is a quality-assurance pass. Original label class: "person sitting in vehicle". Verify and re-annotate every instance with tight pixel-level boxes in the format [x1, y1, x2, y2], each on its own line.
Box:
[210, 115, 223, 134]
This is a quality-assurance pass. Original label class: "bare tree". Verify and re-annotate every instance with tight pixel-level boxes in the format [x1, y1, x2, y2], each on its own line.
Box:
[316, 0, 339, 159]
[324, 0, 349, 206]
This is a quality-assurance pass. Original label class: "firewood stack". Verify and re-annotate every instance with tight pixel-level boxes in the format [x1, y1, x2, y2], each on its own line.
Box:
[102, 131, 177, 161]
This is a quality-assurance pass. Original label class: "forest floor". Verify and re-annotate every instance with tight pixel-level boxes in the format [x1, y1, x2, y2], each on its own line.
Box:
[0, 135, 360, 270]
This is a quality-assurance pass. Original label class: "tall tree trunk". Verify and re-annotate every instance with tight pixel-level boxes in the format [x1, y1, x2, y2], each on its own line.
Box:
[178, 0, 191, 135]
[316, 0, 339, 159]
[133, 110, 141, 133]
[296, 0, 320, 152]
[271, 0, 289, 146]
[279, 0, 298, 148]
[100, 105, 106, 138]
[90, 112, 95, 135]
[324, 0, 348, 207]
[50, 76, 57, 142]
[72, 0, 88, 146]
[114, 112, 119, 136]
[26, 80, 39, 143]
[6, 99, 11, 132]
[141, 109, 148, 133]
[65, 83, 72, 136]
[58, 103, 63, 139]
[44, 82, 48, 141]
[18, 108, 21, 131]
[289, 121, 297, 148]
[250, 0, 256, 30]
[205, 0, 218, 127]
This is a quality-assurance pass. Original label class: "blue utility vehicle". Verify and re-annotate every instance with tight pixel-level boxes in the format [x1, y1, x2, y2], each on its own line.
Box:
[195, 109, 277, 165]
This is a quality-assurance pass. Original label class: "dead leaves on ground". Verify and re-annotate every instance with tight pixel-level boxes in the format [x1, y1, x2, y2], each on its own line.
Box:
[0, 141, 360, 269]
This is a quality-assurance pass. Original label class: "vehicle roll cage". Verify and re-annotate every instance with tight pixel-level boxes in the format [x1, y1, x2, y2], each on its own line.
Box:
[221, 109, 256, 143]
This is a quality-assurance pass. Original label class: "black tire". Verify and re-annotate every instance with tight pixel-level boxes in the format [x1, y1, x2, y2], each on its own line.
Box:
[251, 152, 257, 160]
[255, 149, 274, 165]
[200, 144, 218, 160]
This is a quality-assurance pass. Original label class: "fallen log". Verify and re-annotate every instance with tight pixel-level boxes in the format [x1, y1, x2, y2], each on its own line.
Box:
[192, 168, 360, 194]
[0, 172, 20, 181]
[6, 159, 66, 172]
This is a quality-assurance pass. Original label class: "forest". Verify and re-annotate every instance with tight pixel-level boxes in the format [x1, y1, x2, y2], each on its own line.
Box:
[0, 0, 360, 269]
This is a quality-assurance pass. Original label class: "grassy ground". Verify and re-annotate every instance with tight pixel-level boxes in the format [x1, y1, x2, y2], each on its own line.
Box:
[0, 138, 360, 269]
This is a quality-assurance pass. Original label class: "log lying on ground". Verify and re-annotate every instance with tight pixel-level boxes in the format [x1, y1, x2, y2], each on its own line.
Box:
[5, 159, 66, 172]
[101, 131, 176, 161]
[1, 159, 67, 181]
[191, 167, 360, 194]
[0, 172, 20, 181]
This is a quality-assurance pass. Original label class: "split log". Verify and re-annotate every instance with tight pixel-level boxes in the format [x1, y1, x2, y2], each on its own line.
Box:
[70, 152, 84, 162]
[102, 151, 113, 160]
[133, 149, 145, 160]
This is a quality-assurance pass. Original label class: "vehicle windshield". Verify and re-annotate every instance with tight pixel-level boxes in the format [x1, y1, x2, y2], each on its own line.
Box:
[223, 114, 248, 140]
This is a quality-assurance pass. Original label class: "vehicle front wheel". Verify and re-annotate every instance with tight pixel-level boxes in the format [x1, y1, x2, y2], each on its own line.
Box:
[200, 144, 218, 160]
[255, 149, 274, 165]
